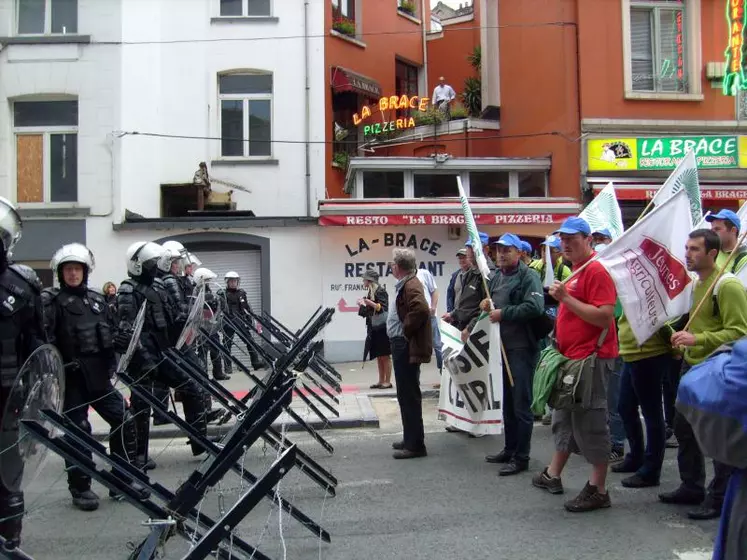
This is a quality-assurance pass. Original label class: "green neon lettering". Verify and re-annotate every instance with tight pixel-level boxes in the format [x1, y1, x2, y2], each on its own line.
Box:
[724, 0, 747, 96]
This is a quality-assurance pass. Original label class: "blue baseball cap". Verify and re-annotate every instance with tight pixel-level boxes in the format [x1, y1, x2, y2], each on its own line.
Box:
[592, 228, 612, 239]
[541, 235, 561, 250]
[493, 233, 523, 250]
[706, 209, 741, 232]
[554, 216, 591, 236]
[520, 240, 533, 254]
[466, 231, 490, 248]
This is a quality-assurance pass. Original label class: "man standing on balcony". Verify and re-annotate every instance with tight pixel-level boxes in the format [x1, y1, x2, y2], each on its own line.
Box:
[432, 76, 456, 120]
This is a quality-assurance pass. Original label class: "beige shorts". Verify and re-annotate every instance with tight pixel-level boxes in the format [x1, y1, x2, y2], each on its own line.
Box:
[552, 407, 610, 464]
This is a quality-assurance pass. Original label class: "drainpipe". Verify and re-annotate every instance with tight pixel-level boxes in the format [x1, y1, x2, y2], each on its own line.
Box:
[304, 0, 312, 216]
[421, 0, 428, 96]
[89, 132, 116, 218]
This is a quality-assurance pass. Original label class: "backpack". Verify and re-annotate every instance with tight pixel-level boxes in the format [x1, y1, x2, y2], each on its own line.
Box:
[712, 273, 737, 318]
[516, 266, 555, 340]
[731, 250, 747, 274]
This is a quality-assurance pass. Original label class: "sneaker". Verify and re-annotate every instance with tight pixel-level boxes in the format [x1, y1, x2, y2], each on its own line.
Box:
[532, 468, 564, 495]
[564, 482, 611, 513]
[608, 446, 625, 464]
[71, 489, 100, 511]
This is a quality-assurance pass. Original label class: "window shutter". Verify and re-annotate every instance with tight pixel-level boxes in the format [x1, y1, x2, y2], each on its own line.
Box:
[630, 9, 654, 91]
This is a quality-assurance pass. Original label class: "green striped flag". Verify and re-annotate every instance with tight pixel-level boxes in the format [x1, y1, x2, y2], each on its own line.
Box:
[457, 177, 491, 279]
[579, 182, 624, 238]
[651, 150, 702, 226]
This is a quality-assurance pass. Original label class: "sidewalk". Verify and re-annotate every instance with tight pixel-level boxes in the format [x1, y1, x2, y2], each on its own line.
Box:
[88, 360, 443, 439]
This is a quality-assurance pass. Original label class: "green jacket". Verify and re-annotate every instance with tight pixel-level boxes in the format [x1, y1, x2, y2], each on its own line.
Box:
[488, 261, 544, 349]
[529, 257, 571, 282]
[716, 248, 747, 275]
[685, 270, 747, 365]
[618, 314, 671, 363]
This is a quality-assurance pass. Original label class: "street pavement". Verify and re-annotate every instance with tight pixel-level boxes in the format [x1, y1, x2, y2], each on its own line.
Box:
[22, 394, 717, 560]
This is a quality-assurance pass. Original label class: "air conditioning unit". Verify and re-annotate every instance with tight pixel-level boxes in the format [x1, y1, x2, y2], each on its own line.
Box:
[706, 62, 726, 80]
[448, 225, 461, 240]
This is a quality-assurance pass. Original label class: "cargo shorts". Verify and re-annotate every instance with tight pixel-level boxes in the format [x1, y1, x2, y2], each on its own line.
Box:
[551, 357, 615, 465]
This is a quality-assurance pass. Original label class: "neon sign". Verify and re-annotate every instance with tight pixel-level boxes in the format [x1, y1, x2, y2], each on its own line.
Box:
[724, 0, 747, 95]
[353, 95, 430, 136]
[676, 10, 684, 81]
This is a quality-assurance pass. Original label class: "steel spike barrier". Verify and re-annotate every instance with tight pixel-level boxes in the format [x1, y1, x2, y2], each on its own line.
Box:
[0, 537, 35, 560]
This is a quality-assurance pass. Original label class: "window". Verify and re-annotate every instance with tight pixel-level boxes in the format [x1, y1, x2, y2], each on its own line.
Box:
[362, 172, 404, 198]
[518, 172, 547, 198]
[629, 0, 686, 93]
[219, 73, 272, 158]
[332, 0, 355, 19]
[397, 0, 418, 17]
[13, 100, 78, 203]
[414, 173, 459, 198]
[470, 171, 509, 197]
[395, 59, 420, 118]
[17, 0, 77, 35]
[219, 0, 271, 17]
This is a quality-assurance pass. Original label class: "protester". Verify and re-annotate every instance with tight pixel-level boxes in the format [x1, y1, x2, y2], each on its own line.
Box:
[446, 248, 470, 313]
[387, 248, 432, 459]
[612, 313, 672, 487]
[358, 269, 392, 390]
[102, 281, 117, 315]
[520, 240, 534, 266]
[416, 267, 443, 371]
[442, 243, 484, 342]
[530, 236, 571, 282]
[663, 356, 681, 448]
[676, 338, 747, 560]
[481, 233, 544, 476]
[532, 216, 619, 513]
[706, 209, 747, 274]
[591, 228, 613, 251]
[660, 229, 747, 520]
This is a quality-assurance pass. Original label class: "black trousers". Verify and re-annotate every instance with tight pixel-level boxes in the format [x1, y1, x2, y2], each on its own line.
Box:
[502, 347, 537, 463]
[129, 362, 208, 459]
[663, 357, 681, 430]
[63, 373, 137, 492]
[0, 388, 23, 545]
[390, 337, 425, 451]
[674, 362, 734, 505]
[222, 326, 262, 371]
[198, 332, 223, 378]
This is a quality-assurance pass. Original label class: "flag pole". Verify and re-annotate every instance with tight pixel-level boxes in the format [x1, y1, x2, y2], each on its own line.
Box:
[481, 276, 515, 388]
[681, 226, 747, 333]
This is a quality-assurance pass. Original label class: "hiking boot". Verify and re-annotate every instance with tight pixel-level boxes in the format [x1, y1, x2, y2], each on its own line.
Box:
[564, 482, 611, 513]
[71, 489, 100, 511]
[532, 468, 564, 495]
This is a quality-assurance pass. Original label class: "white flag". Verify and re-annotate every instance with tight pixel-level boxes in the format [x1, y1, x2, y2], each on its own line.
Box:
[543, 238, 554, 288]
[692, 211, 711, 231]
[579, 182, 624, 239]
[456, 177, 491, 280]
[597, 189, 694, 345]
[650, 150, 702, 226]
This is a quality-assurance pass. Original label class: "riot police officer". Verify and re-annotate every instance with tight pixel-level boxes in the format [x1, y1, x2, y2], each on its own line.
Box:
[115, 242, 209, 469]
[161, 241, 191, 330]
[219, 271, 263, 373]
[0, 198, 45, 546]
[42, 243, 143, 511]
[193, 268, 228, 381]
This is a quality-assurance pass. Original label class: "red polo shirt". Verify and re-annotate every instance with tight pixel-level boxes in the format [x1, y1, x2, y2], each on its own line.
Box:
[555, 253, 618, 359]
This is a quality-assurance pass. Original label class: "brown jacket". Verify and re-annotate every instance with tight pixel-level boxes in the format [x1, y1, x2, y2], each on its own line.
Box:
[395, 273, 433, 364]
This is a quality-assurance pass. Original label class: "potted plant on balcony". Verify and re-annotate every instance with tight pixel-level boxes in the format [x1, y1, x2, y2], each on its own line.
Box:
[398, 1, 417, 16]
[332, 9, 356, 37]
[332, 151, 350, 171]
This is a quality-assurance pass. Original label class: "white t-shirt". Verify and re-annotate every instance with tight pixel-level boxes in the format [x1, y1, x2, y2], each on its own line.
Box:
[416, 268, 437, 309]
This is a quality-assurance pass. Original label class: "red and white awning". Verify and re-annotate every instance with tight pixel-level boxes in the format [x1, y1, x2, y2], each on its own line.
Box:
[318, 198, 580, 228]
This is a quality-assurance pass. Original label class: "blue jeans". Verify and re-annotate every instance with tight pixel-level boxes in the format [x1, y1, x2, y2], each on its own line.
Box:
[607, 358, 626, 449]
[618, 355, 668, 479]
[431, 316, 443, 370]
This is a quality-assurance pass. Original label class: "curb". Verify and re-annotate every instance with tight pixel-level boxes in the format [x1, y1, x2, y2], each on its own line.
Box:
[365, 388, 440, 399]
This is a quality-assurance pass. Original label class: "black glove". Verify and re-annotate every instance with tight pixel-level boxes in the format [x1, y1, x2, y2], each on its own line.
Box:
[114, 329, 133, 353]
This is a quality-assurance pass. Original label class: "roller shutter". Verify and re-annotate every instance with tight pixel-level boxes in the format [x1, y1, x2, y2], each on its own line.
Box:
[190, 249, 262, 312]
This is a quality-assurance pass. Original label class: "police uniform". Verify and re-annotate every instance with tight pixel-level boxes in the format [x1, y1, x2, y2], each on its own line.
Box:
[219, 286, 262, 372]
[197, 286, 226, 380]
[42, 284, 138, 503]
[116, 274, 208, 464]
[0, 263, 45, 545]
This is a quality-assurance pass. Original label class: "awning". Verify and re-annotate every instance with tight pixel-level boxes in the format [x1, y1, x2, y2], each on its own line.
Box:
[588, 178, 747, 201]
[331, 66, 382, 99]
[318, 198, 580, 231]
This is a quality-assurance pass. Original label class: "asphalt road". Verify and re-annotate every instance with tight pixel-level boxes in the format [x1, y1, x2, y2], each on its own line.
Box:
[19, 397, 717, 560]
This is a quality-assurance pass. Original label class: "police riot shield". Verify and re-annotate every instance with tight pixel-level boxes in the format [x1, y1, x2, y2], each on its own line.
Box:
[176, 284, 206, 350]
[0, 344, 64, 492]
[116, 301, 147, 374]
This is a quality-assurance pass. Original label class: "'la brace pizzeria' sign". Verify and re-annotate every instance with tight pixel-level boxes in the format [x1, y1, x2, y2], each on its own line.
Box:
[319, 213, 573, 226]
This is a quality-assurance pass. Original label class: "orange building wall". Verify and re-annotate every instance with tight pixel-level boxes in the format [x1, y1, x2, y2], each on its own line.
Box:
[577, 0, 734, 120]
[325, 2, 430, 199]
[427, 5, 481, 110]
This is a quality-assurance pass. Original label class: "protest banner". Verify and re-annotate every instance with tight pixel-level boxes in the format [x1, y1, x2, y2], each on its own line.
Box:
[437, 314, 503, 435]
[649, 149, 703, 226]
[596, 189, 694, 345]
